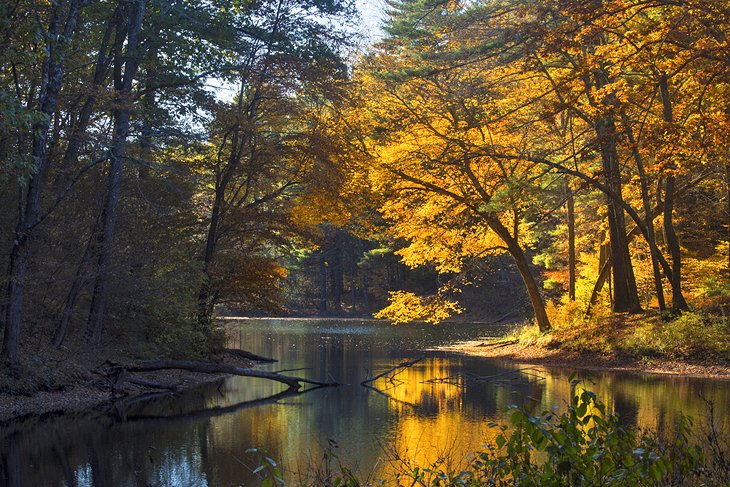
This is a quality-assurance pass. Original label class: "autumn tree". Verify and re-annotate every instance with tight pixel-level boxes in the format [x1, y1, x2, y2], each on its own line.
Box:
[345, 0, 556, 330]
[195, 0, 355, 331]
[348, 0, 728, 328]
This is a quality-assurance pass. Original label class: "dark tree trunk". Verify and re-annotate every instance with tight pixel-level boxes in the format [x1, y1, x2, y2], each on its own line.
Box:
[595, 116, 642, 313]
[622, 112, 666, 312]
[2, 0, 83, 362]
[318, 250, 328, 314]
[487, 216, 551, 332]
[53, 222, 98, 347]
[587, 233, 611, 315]
[565, 176, 576, 301]
[85, 0, 147, 342]
[331, 236, 343, 313]
[197, 185, 225, 335]
[659, 76, 689, 313]
[58, 6, 118, 182]
[357, 240, 370, 311]
[196, 76, 261, 332]
[1, 433, 22, 487]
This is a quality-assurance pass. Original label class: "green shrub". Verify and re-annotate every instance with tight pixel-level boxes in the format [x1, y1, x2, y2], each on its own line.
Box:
[254, 381, 726, 486]
[399, 380, 704, 486]
[660, 312, 729, 359]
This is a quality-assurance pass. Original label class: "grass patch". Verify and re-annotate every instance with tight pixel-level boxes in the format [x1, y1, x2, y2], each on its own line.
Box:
[510, 303, 729, 365]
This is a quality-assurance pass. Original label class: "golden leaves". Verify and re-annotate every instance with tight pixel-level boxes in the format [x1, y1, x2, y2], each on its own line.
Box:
[375, 290, 463, 324]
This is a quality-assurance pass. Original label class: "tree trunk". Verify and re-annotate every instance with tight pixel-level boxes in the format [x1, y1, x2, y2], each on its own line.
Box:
[659, 76, 689, 313]
[196, 78, 259, 332]
[622, 111, 666, 312]
[487, 216, 551, 332]
[53, 224, 98, 347]
[197, 186, 225, 335]
[124, 359, 341, 391]
[318, 250, 328, 314]
[331, 236, 343, 313]
[595, 115, 642, 313]
[85, 0, 147, 342]
[358, 240, 370, 312]
[565, 176, 576, 301]
[57, 6, 118, 183]
[2, 0, 83, 362]
[1, 433, 22, 487]
[587, 241, 610, 315]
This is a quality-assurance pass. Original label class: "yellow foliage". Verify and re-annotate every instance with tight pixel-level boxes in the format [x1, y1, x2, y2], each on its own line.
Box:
[375, 291, 463, 324]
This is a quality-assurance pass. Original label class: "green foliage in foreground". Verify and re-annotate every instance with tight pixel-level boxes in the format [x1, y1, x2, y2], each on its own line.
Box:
[253, 380, 728, 486]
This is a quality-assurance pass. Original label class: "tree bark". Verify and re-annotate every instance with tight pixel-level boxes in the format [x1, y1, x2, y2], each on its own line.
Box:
[621, 111, 666, 312]
[1, 433, 22, 487]
[565, 176, 576, 301]
[487, 216, 551, 332]
[2, 0, 84, 362]
[659, 76, 689, 313]
[196, 183, 225, 334]
[53, 222, 98, 347]
[58, 6, 118, 182]
[595, 115, 642, 313]
[85, 0, 147, 342]
[331, 234, 343, 313]
[318, 249, 328, 314]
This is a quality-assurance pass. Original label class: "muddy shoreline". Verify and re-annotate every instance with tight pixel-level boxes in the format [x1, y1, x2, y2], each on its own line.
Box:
[0, 353, 256, 425]
[437, 339, 730, 380]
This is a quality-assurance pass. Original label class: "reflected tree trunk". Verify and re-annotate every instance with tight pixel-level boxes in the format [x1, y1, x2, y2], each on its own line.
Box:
[1, 433, 22, 487]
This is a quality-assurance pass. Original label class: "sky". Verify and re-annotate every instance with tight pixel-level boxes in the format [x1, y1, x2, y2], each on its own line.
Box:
[356, 0, 387, 42]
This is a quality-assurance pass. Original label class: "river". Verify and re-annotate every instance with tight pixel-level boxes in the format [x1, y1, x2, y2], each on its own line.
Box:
[2, 318, 729, 486]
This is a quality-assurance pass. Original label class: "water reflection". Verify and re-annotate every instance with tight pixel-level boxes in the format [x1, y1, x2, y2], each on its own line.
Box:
[1, 319, 728, 486]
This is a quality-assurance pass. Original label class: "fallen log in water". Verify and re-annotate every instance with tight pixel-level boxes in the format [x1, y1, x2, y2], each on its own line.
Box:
[361, 357, 423, 387]
[224, 348, 277, 363]
[125, 360, 341, 391]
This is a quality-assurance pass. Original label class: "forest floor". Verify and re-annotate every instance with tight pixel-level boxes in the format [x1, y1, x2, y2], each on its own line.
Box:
[438, 312, 730, 380]
[439, 339, 730, 379]
[0, 342, 257, 424]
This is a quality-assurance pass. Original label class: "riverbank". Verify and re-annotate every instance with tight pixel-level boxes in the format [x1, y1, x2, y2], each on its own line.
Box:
[439, 312, 730, 380]
[0, 346, 257, 424]
[439, 339, 730, 379]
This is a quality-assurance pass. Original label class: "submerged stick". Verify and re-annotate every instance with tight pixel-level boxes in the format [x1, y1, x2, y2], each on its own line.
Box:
[361, 357, 423, 386]
[423, 367, 545, 386]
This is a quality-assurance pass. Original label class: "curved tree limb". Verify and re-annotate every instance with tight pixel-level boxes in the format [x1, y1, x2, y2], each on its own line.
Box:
[122, 360, 342, 392]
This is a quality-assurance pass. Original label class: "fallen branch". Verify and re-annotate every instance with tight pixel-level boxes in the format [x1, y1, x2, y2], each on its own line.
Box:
[423, 368, 545, 387]
[224, 348, 277, 363]
[489, 310, 518, 324]
[361, 357, 423, 387]
[475, 339, 518, 348]
[125, 360, 341, 391]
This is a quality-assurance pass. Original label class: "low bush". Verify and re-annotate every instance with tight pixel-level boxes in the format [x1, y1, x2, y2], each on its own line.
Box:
[253, 380, 727, 486]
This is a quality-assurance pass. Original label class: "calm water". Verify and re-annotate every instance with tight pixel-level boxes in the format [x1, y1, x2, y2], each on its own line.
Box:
[2, 318, 729, 486]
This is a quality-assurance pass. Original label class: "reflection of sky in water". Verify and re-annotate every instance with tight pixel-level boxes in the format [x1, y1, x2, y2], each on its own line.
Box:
[3, 318, 729, 486]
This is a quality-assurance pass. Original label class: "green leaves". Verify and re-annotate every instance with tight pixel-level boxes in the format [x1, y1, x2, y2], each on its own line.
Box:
[397, 380, 707, 486]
